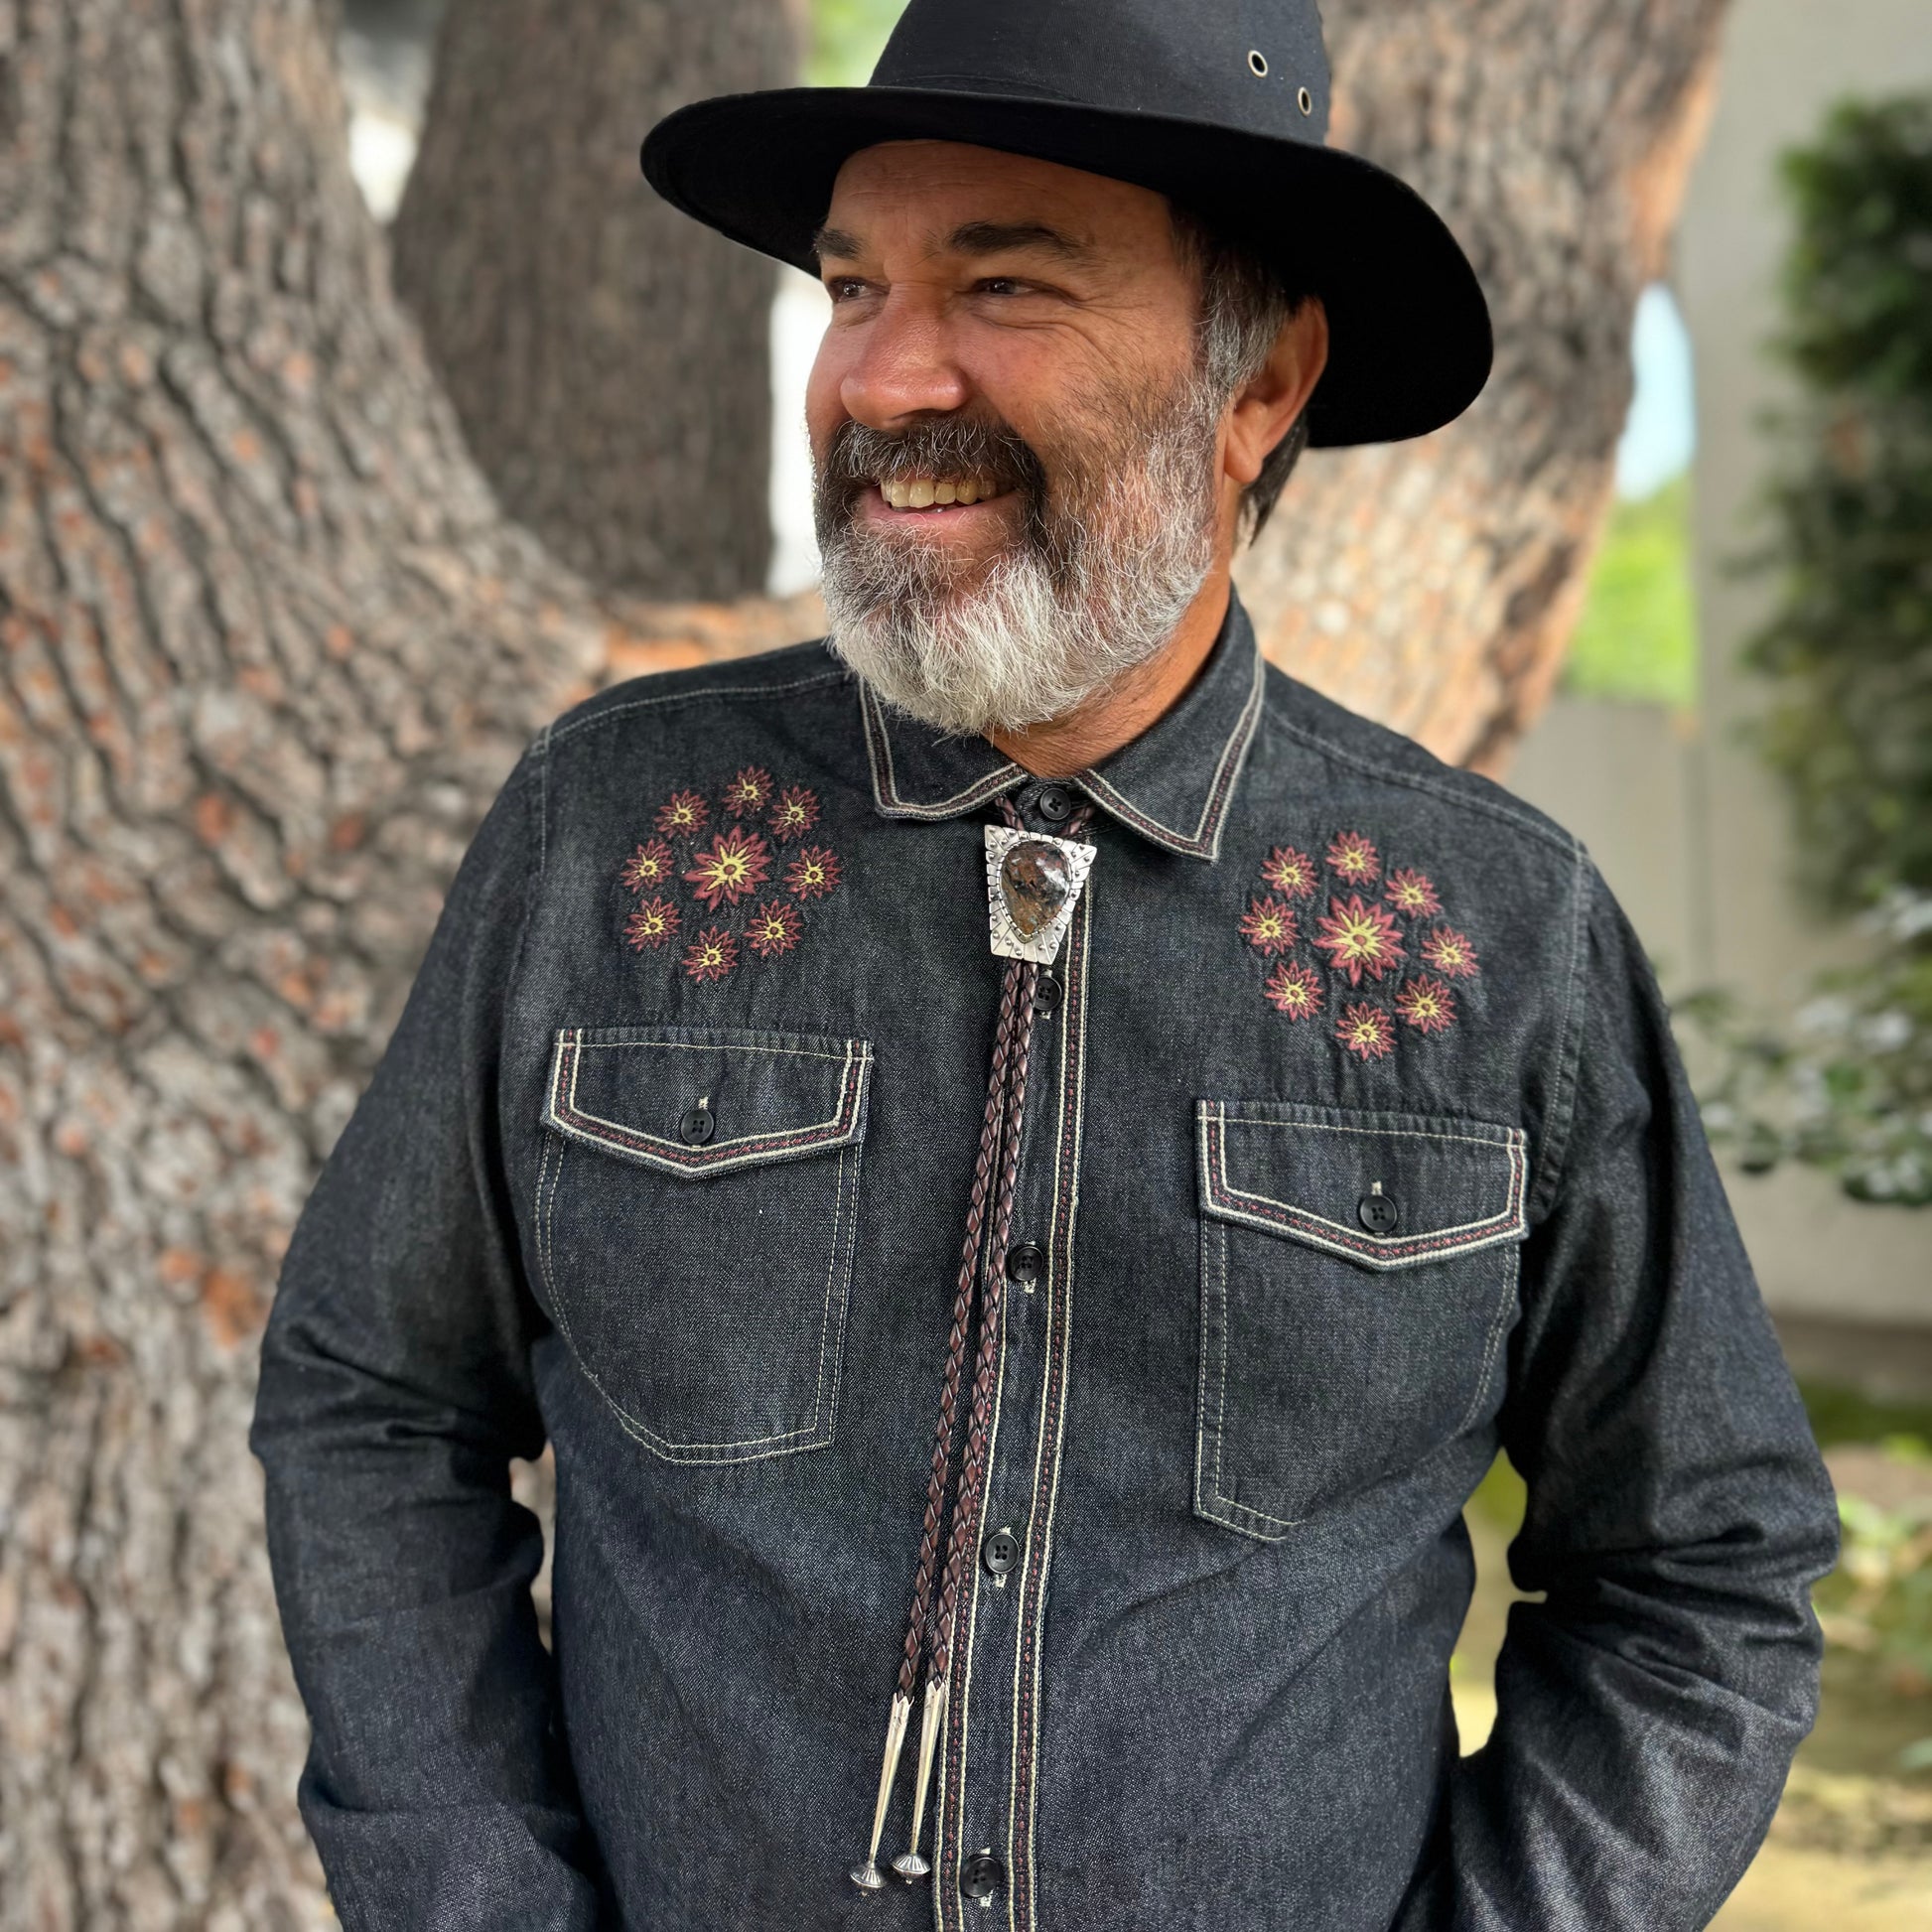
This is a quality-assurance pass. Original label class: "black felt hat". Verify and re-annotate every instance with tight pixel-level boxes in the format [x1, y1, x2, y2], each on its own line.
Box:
[639, 0, 1492, 448]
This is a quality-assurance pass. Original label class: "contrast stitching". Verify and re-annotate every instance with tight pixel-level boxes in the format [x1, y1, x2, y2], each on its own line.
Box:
[1075, 646, 1263, 859]
[1215, 1114, 1518, 1149]
[546, 1034, 869, 1170]
[548, 670, 846, 744]
[1202, 1109, 1528, 1262]
[861, 680, 1024, 818]
[567, 1037, 851, 1062]
[1010, 894, 1090, 1926]
[534, 1044, 857, 1460]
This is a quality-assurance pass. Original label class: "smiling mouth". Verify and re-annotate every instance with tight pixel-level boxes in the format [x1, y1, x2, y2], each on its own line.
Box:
[873, 476, 1006, 511]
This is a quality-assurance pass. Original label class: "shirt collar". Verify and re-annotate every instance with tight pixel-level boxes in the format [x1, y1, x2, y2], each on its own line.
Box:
[857, 590, 1265, 862]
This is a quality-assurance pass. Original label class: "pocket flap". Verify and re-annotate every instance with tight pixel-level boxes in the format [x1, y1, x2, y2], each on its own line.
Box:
[1197, 1100, 1528, 1271]
[544, 1026, 871, 1179]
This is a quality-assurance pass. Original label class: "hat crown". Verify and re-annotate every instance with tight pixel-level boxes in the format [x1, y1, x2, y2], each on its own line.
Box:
[872, 0, 1331, 145]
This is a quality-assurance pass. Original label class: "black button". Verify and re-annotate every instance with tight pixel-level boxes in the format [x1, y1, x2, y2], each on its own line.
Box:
[1033, 971, 1063, 1015]
[679, 1105, 715, 1147]
[1006, 1242, 1045, 1286]
[1358, 1191, 1401, 1235]
[982, 1527, 1021, 1576]
[961, 1851, 1006, 1903]
[1033, 783, 1073, 823]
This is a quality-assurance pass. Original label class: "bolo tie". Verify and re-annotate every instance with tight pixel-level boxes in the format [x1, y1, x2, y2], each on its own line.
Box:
[850, 792, 1097, 1892]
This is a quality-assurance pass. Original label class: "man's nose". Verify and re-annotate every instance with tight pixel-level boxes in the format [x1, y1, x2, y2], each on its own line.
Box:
[838, 292, 971, 430]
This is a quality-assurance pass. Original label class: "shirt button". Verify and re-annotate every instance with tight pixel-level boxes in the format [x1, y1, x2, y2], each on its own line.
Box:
[679, 1105, 715, 1147]
[1006, 1241, 1045, 1286]
[1033, 782, 1074, 823]
[1358, 1191, 1401, 1234]
[961, 1850, 1006, 1904]
[1033, 970, 1063, 1015]
[982, 1527, 1021, 1577]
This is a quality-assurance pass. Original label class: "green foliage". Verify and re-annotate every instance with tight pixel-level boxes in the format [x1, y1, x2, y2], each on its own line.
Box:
[1692, 93, 1932, 1204]
[1563, 475, 1699, 709]
[807, 0, 906, 87]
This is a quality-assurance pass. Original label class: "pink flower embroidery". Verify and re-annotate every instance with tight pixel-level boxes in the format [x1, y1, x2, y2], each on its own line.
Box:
[1420, 926, 1480, 979]
[1312, 895, 1407, 986]
[654, 788, 709, 837]
[1383, 868, 1443, 918]
[1239, 895, 1299, 956]
[785, 845, 842, 900]
[1395, 974, 1457, 1035]
[1260, 845, 1318, 901]
[682, 925, 738, 984]
[744, 898, 803, 959]
[623, 897, 681, 951]
[621, 837, 676, 892]
[683, 826, 772, 910]
[767, 785, 821, 844]
[1264, 959, 1323, 1021]
[722, 765, 773, 817]
[1336, 1003, 1395, 1061]
[1325, 831, 1381, 886]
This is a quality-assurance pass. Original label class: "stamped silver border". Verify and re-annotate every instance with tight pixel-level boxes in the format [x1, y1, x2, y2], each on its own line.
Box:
[983, 825, 1096, 964]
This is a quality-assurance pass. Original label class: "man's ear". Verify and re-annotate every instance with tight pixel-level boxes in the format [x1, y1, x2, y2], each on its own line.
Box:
[1224, 298, 1329, 487]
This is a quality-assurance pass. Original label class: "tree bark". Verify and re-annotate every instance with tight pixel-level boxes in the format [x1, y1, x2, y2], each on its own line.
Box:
[1236, 0, 1726, 773]
[0, 2, 799, 1923]
[388, 0, 795, 603]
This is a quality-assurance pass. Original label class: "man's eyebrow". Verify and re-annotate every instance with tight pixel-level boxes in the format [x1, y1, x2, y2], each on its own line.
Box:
[811, 225, 865, 263]
[944, 219, 1096, 264]
[808, 219, 1097, 267]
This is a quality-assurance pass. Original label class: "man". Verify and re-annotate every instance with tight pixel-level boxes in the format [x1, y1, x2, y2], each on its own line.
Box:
[251, 1, 1838, 1926]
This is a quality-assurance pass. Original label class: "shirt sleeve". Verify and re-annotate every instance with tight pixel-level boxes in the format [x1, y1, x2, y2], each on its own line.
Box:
[1396, 861, 1840, 1930]
[249, 743, 604, 1931]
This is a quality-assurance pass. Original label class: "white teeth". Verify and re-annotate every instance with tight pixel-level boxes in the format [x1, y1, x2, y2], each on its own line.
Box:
[956, 481, 981, 505]
[907, 480, 935, 508]
[881, 480, 906, 508]
[933, 481, 957, 505]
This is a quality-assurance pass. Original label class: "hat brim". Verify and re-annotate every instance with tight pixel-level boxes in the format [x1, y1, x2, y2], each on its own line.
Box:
[640, 87, 1492, 448]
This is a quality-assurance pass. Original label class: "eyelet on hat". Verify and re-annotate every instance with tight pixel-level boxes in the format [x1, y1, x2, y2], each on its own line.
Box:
[1247, 50, 1269, 77]
[1298, 85, 1314, 115]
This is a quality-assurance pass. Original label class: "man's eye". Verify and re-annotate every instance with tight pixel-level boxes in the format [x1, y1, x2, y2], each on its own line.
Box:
[974, 277, 1029, 297]
[825, 276, 871, 302]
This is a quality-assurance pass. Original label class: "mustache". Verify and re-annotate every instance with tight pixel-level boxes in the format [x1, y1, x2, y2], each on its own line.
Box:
[816, 414, 1047, 504]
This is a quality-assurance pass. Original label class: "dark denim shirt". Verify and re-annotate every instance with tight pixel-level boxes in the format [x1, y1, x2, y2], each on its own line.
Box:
[251, 593, 1838, 1932]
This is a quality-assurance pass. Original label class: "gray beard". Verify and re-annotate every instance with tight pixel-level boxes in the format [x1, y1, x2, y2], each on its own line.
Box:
[813, 385, 1222, 740]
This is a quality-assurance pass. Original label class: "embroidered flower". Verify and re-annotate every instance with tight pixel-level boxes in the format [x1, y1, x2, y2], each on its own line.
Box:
[1260, 844, 1318, 901]
[1336, 1003, 1395, 1061]
[683, 826, 773, 910]
[654, 788, 710, 837]
[620, 837, 675, 892]
[744, 898, 803, 959]
[1420, 926, 1480, 979]
[1312, 895, 1407, 986]
[1395, 974, 1457, 1035]
[1239, 895, 1299, 956]
[1264, 959, 1324, 1021]
[722, 765, 773, 817]
[682, 925, 738, 983]
[1325, 831, 1381, 886]
[767, 785, 821, 844]
[623, 897, 681, 951]
[785, 845, 842, 900]
[1383, 867, 1443, 918]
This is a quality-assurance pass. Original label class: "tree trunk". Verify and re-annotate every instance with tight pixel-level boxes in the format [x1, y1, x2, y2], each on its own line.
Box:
[388, 0, 795, 603]
[1236, 0, 1726, 773]
[0, 2, 800, 1923]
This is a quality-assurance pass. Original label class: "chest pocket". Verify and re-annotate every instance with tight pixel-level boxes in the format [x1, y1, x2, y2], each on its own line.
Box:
[537, 1025, 871, 1464]
[1193, 1100, 1528, 1541]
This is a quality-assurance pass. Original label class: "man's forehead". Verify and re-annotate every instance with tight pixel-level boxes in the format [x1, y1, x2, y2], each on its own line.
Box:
[816, 140, 1170, 259]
